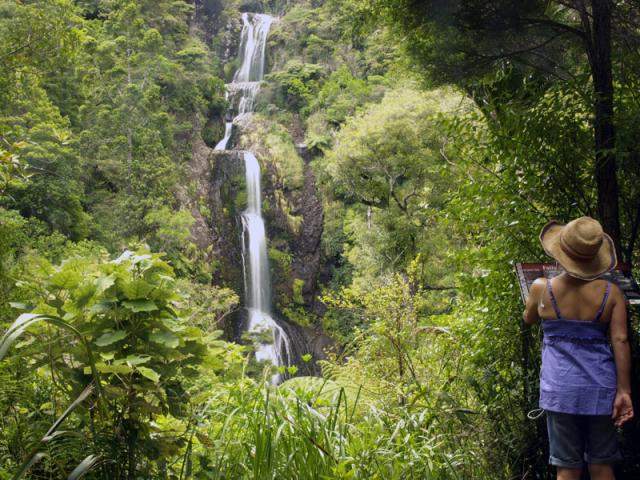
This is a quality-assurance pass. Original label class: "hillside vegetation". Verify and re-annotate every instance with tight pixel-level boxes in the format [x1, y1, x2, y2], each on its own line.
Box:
[1, 0, 639, 478]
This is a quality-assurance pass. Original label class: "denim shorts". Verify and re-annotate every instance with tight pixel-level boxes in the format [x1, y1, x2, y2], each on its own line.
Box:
[546, 410, 622, 468]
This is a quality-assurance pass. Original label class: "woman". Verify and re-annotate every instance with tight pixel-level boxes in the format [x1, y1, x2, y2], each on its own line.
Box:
[523, 216, 634, 480]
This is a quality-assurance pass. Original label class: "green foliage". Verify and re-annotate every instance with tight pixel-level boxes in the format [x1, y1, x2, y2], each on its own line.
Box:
[176, 279, 240, 334]
[247, 117, 305, 191]
[195, 356, 493, 479]
[0, 0, 227, 262]
[0, 0, 82, 104]
[265, 60, 326, 111]
[143, 206, 208, 278]
[320, 86, 468, 285]
[292, 277, 305, 304]
[281, 305, 316, 328]
[308, 66, 382, 126]
[0, 142, 29, 197]
[3, 0, 640, 478]
[1, 77, 90, 239]
[0, 248, 218, 477]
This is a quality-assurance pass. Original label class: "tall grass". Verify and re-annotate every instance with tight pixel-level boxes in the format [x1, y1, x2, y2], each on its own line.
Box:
[195, 374, 497, 479]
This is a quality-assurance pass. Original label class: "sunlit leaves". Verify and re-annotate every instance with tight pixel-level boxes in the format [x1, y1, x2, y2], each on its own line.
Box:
[149, 330, 180, 348]
[137, 366, 160, 383]
[94, 330, 128, 347]
[1, 247, 214, 477]
[320, 85, 470, 285]
[122, 299, 158, 312]
[0, 142, 30, 197]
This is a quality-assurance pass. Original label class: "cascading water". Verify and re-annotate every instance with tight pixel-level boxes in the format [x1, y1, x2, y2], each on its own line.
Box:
[241, 152, 291, 383]
[214, 122, 233, 151]
[215, 13, 272, 152]
[216, 12, 291, 383]
[233, 13, 272, 83]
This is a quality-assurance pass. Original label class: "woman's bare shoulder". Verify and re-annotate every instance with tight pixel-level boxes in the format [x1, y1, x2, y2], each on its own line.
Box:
[608, 280, 625, 301]
[532, 277, 548, 286]
[529, 277, 547, 299]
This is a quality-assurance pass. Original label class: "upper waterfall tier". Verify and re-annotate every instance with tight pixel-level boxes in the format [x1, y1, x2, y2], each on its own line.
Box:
[214, 13, 274, 151]
[233, 13, 274, 83]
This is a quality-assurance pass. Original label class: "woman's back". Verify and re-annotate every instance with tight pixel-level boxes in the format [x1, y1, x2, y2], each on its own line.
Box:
[538, 276, 612, 323]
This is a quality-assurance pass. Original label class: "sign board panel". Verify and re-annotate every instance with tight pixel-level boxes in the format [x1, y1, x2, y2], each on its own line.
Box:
[515, 263, 640, 305]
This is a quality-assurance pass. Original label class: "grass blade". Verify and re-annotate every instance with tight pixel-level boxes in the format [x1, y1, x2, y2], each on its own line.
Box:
[45, 384, 94, 437]
[11, 385, 95, 479]
[67, 454, 101, 480]
[0, 313, 103, 402]
[11, 452, 47, 480]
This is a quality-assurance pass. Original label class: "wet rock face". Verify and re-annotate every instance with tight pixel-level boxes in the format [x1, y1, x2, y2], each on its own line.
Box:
[179, 143, 246, 341]
[208, 150, 246, 293]
[178, 143, 246, 284]
[192, 0, 243, 64]
[279, 322, 333, 376]
[179, 127, 215, 254]
[291, 143, 324, 312]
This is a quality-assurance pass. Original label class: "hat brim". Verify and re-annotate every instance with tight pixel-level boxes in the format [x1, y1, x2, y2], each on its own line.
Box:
[539, 220, 617, 281]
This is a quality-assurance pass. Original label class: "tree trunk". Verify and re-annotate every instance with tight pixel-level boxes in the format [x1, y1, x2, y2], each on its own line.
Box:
[126, 48, 133, 195]
[589, 0, 622, 259]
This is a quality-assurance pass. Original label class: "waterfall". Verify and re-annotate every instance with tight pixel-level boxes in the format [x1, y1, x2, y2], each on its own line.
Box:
[233, 13, 273, 83]
[214, 122, 233, 151]
[215, 12, 291, 383]
[241, 152, 291, 383]
[214, 14, 272, 151]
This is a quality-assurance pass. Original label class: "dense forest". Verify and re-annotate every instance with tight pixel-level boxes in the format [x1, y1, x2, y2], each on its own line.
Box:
[1, 0, 639, 478]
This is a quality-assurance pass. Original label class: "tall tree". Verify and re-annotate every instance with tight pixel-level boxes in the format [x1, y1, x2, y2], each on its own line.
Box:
[365, 0, 633, 255]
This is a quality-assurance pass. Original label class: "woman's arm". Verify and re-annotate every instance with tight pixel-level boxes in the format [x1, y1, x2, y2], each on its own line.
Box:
[610, 284, 634, 427]
[523, 278, 545, 325]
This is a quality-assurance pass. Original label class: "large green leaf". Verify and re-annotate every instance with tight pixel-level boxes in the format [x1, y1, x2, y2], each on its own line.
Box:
[182, 326, 203, 341]
[149, 330, 179, 348]
[94, 330, 127, 347]
[73, 283, 97, 309]
[49, 268, 82, 290]
[90, 301, 114, 314]
[120, 279, 154, 300]
[118, 354, 151, 366]
[137, 366, 160, 383]
[84, 363, 133, 375]
[95, 274, 115, 293]
[114, 251, 151, 266]
[122, 299, 158, 312]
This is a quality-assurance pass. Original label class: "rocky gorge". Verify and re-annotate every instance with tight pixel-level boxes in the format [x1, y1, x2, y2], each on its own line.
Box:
[180, 3, 331, 376]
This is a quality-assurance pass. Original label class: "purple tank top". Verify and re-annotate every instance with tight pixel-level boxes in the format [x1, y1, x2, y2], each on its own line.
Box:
[539, 279, 617, 415]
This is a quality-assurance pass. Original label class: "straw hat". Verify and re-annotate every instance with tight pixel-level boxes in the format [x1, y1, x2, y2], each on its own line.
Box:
[539, 216, 617, 281]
